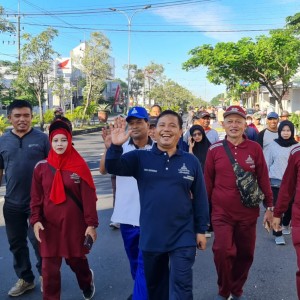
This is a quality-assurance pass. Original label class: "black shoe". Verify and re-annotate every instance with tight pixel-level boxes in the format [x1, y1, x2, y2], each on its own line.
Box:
[83, 269, 95, 300]
[127, 294, 133, 300]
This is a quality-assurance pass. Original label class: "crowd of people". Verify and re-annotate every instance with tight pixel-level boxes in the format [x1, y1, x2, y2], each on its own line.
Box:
[0, 100, 300, 300]
[101, 104, 298, 300]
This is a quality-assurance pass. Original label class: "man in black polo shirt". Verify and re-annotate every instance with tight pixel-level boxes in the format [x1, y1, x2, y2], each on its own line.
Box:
[0, 100, 50, 297]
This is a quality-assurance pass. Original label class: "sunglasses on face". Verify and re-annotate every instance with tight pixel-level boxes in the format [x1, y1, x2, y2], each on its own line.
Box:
[192, 132, 202, 137]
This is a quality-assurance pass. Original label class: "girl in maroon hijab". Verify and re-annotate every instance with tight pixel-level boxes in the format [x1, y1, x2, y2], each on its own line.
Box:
[30, 120, 98, 300]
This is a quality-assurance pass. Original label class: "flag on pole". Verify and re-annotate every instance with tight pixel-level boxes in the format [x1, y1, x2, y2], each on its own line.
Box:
[114, 84, 120, 105]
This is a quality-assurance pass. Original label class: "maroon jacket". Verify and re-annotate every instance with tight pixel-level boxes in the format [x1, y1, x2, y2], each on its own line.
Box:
[204, 137, 273, 220]
[30, 161, 98, 258]
[274, 145, 300, 226]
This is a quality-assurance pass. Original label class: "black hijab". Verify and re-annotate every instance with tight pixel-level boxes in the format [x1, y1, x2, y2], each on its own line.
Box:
[189, 125, 211, 171]
[274, 120, 298, 147]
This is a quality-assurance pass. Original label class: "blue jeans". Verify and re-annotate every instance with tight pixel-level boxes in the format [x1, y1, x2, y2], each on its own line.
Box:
[142, 246, 196, 300]
[120, 224, 148, 300]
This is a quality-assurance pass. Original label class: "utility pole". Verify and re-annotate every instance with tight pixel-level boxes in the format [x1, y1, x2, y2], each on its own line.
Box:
[109, 5, 151, 109]
[17, 0, 21, 63]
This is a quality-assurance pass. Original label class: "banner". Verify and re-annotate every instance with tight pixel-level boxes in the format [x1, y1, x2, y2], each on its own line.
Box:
[114, 84, 120, 105]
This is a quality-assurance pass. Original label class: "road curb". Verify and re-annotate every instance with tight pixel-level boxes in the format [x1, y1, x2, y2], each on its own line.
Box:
[72, 126, 104, 136]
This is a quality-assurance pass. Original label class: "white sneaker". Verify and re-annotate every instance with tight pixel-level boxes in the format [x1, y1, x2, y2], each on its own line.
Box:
[109, 222, 120, 229]
[282, 226, 291, 235]
[83, 269, 95, 300]
[275, 236, 286, 245]
[40, 276, 43, 293]
[8, 279, 35, 297]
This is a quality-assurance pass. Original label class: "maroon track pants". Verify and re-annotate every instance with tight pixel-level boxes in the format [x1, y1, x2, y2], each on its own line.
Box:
[212, 216, 257, 298]
[42, 256, 92, 300]
[292, 227, 300, 299]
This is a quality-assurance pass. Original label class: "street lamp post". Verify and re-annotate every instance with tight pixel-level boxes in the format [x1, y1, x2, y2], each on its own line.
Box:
[109, 5, 151, 109]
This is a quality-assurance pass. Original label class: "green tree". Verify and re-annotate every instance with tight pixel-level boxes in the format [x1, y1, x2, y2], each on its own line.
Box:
[149, 79, 197, 110]
[286, 12, 300, 34]
[211, 93, 227, 107]
[0, 115, 9, 135]
[11, 78, 38, 106]
[49, 76, 75, 108]
[188, 97, 208, 109]
[17, 28, 58, 130]
[115, 78, 127, 91]
[0, 6, 15, 33]
[123, 64, 145, 104]
[183, 29, 300, 111]
[72, 32, 111, 123]
[0, 61, 17, 105]
[144, 62, 165, 105]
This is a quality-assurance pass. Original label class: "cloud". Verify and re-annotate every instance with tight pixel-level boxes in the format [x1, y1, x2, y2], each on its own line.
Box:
[153, 2, 241, 42]
[275, 0, 298, 3]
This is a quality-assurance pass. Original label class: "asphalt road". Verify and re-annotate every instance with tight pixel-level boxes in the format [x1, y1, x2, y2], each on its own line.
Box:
[0, 131, 298, 300]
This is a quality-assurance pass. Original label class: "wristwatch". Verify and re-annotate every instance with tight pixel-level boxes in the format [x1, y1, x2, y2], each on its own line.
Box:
[266, 206, 274, 212]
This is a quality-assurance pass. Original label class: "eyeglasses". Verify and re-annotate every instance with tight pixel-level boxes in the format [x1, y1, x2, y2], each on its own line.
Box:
[192, 132, 202, 137]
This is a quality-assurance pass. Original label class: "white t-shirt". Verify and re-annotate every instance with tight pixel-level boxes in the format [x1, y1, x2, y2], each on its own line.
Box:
[111, 140, 153, 226]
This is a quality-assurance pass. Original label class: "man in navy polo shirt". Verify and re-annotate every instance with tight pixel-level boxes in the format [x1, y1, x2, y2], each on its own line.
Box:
[106, 110, 209, 300]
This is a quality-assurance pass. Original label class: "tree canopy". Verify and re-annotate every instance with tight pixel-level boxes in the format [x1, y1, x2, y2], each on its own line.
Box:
[16, 27, 58, 129]
[183, 16, 300, 111]
[72, 31, 111, 122]
[0, 6, 15, 33]
[149, 79, 203, 110]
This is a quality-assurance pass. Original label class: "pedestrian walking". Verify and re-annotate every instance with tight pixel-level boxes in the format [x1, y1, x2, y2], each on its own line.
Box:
[149, 104, 162, 117]
[273, 143, 300, 299]
[99, 126, 119, 229]
[265, 120, 298, 245]
[196, 111, 219, 144]
[280, 110, 291, 122]
[183, 111, 219, 145]
[148, 117, 157, 141]
[100, 106, 153, 300]
[257, 112, 279, 153]
[204, 105, 273, 300]
[105, 110, 209, 300]
[52, 107, 72, 132]
[252, 113, 264, 132]
[188, 124, 213, 238]
[185, 107, 195, 130]
[0, 100, 50, 297]
[188, 125, 211, 172]
[30, 120, 98, 300]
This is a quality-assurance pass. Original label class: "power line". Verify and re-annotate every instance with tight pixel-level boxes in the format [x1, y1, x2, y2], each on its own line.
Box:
[3, 0, 217, 16]
[8, 21, 274, 33]
[0, 52, 18, 58]
[21, 0, 86, 32]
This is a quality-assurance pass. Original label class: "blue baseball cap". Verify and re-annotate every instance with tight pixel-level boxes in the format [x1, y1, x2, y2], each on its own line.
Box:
[126, 106, 149, 122]
[267, 112, 279, 119]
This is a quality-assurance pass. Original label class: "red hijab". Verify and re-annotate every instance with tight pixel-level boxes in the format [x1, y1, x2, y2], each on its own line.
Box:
[47, 123, 96, 205]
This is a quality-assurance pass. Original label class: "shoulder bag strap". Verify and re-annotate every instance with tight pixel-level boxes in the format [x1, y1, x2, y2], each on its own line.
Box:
[222, 140, 236, 165]
[48, 165, 83, 212]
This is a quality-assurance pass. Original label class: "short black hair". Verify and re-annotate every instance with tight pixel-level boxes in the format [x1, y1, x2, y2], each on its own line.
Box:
[7, 100, 33, 116]
[49, 119, 72, 136]
[151, 104, 162, 112]
[157, 110, 183, 129]
[53, 115, 73, 132]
